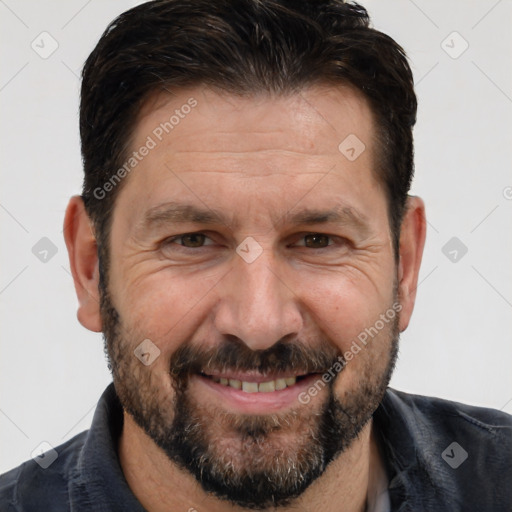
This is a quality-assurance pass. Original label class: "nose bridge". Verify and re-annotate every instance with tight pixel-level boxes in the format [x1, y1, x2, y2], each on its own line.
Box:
[243, 258, 284, 321]
[214, 249, 302, 351]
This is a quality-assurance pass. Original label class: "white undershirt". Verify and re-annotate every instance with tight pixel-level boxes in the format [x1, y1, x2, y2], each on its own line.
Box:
[366, 441, 391, 512]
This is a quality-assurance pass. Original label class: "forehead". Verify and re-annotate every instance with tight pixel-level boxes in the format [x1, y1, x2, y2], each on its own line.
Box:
[135, 84, 375, 159]
[112, 84, 384, 234]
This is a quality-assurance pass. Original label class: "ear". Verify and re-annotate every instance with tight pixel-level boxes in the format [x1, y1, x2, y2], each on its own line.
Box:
[63, 196, 102, 332]
[397, 196, 426, 332]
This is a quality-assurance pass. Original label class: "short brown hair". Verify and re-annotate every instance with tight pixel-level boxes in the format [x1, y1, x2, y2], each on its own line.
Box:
[80, 0, 417, 265]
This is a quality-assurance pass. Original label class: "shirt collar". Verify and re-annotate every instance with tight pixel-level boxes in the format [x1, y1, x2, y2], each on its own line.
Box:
[373, 388, 455, 511]
[69, 383, 446, 511]
[69, 383, 145, 511]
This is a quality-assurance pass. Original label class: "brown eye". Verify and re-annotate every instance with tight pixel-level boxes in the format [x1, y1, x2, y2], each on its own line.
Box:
[176, 233, 207, 247]
[303, 234, 331, 248]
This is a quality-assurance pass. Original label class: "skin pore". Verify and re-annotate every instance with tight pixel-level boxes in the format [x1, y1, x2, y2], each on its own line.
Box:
[64, 85, 426, 511]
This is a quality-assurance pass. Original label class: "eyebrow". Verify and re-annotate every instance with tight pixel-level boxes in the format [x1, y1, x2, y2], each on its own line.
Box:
[285, 207, 369, 233]
[140, 201, 370, 234]
[144, 202, 224, 225]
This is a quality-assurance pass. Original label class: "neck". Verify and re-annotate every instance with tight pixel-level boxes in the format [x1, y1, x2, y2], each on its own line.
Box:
[119, 413, 375, 512]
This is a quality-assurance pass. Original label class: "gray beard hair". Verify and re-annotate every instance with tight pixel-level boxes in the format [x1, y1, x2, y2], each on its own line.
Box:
[99, 278, 399, 509]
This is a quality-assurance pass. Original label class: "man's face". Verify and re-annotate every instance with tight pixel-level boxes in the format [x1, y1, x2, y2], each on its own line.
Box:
[102, 86, 399, 508]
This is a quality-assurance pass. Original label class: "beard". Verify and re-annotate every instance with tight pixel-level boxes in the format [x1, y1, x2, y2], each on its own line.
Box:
[99, 277, 399, 510]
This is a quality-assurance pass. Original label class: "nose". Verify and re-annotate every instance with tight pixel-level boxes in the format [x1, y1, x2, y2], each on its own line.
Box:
[213, 249, 303, 351]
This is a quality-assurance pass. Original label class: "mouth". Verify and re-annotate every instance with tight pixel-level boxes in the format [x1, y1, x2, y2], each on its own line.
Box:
[193, 370, 325, 413]
[200, 371, 308, 393]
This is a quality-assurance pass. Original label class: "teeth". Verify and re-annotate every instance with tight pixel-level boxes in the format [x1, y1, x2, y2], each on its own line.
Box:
[211, 375, 299, 392]
[275, 378, 287, 390]
[242, 381, 259, 393]
[229, 379, 242, 389]
[258, 380, 275, 392]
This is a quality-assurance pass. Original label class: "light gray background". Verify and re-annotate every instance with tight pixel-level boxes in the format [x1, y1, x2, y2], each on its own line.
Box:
[1, 0, 511, 474]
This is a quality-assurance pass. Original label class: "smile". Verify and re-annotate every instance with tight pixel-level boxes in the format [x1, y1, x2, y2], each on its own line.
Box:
[194, 371, 321, 413]
[202, 373, 301, 393]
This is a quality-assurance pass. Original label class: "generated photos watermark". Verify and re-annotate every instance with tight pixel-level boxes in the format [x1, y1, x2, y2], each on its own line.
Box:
[298, 302, 402, 404]
[93, 97, 198, 200]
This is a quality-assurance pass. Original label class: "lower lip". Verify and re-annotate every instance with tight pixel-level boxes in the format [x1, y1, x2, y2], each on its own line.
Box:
[191, 373, 323, 414]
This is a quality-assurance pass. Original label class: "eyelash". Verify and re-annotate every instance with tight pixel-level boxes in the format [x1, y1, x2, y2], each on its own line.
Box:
[164, 233, 215, 248]
[162, 232, 344, 250]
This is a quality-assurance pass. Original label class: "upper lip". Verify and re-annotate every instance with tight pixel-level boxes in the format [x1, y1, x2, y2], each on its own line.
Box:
[200, 370, 312, 383]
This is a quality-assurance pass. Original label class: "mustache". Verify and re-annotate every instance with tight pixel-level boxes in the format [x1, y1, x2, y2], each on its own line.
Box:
[169, 336, 343, 388]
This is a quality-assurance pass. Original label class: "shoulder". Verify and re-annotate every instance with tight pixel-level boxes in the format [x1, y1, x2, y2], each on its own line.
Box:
[378, 388, 512, 510]
[385, 387, 512, 433]
[0, 431, 88, 512]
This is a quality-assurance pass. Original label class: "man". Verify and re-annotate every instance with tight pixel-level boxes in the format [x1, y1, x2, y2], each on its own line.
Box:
[1, 0, 510, 510]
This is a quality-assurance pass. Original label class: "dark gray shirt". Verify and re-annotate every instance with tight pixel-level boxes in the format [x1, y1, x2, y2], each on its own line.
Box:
[1, 383, 511, 511]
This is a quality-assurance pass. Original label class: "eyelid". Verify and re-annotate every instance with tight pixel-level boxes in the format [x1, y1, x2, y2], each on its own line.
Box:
[164, 232, 216, 247]
[161, 231, 347, 250]
[290, 233, 342, 247]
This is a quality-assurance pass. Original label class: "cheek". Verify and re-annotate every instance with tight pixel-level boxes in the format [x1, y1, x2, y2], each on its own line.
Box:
[299, 271, 394, 352]
[115, 267, 226, 349]
[296, 268, 398, 395]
